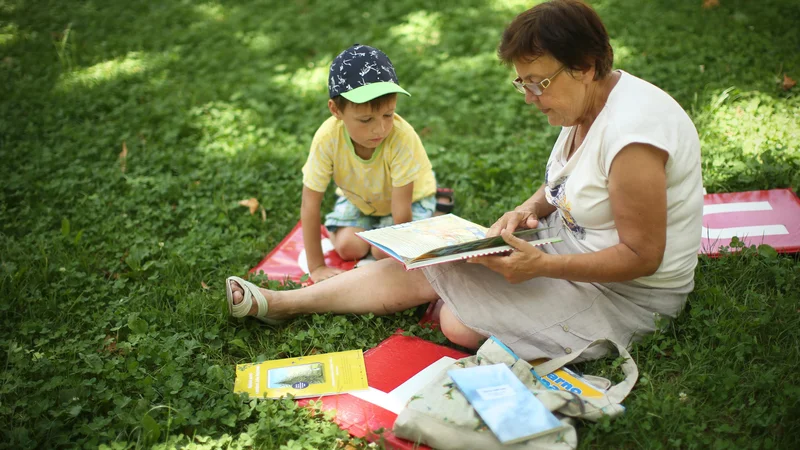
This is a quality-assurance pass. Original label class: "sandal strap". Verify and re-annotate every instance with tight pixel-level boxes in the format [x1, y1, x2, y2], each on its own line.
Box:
[226, 276, 284, 325]
[228, 276, 254, 318]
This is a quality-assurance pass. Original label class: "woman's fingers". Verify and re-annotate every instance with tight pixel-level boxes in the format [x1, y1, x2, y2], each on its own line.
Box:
[488, 211, 522, 237]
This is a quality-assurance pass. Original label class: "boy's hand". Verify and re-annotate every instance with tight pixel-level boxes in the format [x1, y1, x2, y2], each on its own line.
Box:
[310, 265, 345, 283]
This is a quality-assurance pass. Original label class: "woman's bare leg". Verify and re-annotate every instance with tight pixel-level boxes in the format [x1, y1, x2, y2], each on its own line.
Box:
[229, 259, 439, 319]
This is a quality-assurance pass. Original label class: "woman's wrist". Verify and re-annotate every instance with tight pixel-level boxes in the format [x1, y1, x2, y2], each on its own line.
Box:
[541, 252, 566, 279]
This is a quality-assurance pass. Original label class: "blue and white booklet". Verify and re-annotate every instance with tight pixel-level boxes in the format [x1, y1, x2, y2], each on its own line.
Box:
[448, 363, 567, 444]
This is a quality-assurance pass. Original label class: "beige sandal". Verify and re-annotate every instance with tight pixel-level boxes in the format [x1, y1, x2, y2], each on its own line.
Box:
[225, 276, 284, 325]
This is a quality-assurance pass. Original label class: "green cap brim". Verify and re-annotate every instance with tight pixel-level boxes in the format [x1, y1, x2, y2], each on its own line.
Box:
[340, 82, 410, 103]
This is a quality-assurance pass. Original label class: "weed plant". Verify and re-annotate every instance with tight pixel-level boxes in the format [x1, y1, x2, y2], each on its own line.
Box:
[1, 0, 798, 449]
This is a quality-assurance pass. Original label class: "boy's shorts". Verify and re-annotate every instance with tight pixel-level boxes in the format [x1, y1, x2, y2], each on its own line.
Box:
[324, 195, 436, 232]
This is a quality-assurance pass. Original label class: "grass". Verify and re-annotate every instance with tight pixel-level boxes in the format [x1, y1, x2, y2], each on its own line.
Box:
[1, 0, 799, 448]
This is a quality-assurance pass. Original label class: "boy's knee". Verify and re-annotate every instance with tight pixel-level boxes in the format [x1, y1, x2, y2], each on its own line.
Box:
[371, 246, 390, 260]
[335, 239, 370, 260]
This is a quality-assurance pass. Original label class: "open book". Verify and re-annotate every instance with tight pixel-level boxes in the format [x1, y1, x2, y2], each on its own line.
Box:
[356, 214, 562, 270]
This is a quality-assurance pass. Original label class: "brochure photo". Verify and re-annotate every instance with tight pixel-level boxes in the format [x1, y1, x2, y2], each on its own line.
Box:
[448, 363, 568, 444]
[234, 349, 369, 399]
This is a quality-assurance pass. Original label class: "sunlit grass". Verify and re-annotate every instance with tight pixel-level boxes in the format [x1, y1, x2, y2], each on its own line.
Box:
[55, 51, 174, 91]
[0, 23, 18, 47]
[389, 10, 442, 53]
[192, 2, 227, 22]
[609, 40, 635, 66]
[271, 58, 330, 98]
[235, 30, 276, 53]
[489, 0, 544, 14]
[697, 88, 799, 156]
[190, 101, 307, 158]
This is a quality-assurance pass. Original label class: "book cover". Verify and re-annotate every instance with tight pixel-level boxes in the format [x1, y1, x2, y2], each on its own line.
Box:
[448, 363, 567, 445]
[356, 214, 562, 270]
[234, 350, 369, 399]
[533, 365, 607, 399]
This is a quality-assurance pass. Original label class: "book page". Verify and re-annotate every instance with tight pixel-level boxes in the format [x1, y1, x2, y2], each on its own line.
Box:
[357, 214, 489, 259]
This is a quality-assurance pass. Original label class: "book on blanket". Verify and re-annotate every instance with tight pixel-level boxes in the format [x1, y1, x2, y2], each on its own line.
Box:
[234, 350, 369, 399]
[355, 214, 562, 270]
[448, 363, 568, 444]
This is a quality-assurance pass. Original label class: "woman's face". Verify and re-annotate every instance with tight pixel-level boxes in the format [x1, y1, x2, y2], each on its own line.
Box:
[513, 54, 594, 128]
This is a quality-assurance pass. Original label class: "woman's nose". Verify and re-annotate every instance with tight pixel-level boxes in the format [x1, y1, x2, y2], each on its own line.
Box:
[525, 88, 539, 104]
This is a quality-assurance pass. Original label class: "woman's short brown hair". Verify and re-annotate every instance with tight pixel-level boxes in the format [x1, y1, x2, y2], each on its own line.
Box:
[498, 0, 613, 80]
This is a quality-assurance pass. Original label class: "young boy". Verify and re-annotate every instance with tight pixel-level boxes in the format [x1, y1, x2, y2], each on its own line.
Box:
[301, 44, 437, 283]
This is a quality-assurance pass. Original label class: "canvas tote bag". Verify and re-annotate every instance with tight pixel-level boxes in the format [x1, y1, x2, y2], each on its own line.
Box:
[393, 337, 638, 449]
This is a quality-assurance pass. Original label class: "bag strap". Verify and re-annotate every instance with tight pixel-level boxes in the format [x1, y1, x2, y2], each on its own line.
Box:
[531, 339, 638, 404]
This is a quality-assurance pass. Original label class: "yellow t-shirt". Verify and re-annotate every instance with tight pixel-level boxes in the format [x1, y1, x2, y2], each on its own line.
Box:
[302, 114, 437, 217]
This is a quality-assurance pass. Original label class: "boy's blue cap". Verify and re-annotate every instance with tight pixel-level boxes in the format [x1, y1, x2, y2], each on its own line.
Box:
[328, 44, 410, 103]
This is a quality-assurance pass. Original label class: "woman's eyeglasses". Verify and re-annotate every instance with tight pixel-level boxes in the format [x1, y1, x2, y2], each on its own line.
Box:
[512, 65, 566, 96]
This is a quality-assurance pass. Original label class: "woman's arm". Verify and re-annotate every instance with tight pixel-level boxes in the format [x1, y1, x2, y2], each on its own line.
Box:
[546, 143, 668, 282]
[471, 143, 668, 283]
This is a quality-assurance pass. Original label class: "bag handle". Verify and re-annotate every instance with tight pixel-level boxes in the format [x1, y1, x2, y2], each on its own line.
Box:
[532, 339, 638, 404]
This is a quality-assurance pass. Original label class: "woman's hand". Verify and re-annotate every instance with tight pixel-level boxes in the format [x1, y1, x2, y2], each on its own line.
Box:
[310, 265, 345, 283]
[467, 229, 551, 283]
[486, 208, 539, 237]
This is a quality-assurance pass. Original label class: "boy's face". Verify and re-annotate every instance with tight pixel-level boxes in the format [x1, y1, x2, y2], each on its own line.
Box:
[329, 96, 397, 152]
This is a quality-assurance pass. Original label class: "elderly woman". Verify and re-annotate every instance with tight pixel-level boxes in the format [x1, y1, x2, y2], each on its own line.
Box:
[226, 0, 703, 362]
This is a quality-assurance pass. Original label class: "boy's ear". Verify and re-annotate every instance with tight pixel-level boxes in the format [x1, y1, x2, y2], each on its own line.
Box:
[328, 99, 342, 119]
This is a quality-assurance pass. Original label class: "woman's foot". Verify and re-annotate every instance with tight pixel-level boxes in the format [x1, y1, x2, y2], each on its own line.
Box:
[226, 276, 286, 324]
[228, 279, 259, 315]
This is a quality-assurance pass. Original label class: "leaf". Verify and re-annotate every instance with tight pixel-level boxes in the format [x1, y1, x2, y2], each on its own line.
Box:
[201, 281, 210, 290]
[757, 244, 778, 258]
[782, 73, 796, 91]
[141, 413, 161, 443]
[68, 405, 82, 417]
[260, 206, 267, 222]
[238, 198, 259, 215]
[702, 0, 719, 9]
[127, 315, 149, 334]
[119, 141, 128, 173]
[61, 217, 70, 237]
[229, 338, 247, 349]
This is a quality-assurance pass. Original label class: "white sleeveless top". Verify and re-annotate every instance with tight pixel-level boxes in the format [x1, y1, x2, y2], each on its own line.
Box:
[544, 71, 703, 288]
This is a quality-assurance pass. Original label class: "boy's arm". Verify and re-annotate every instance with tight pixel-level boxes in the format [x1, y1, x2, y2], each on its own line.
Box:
[391, 182, 414, 224]
[301, 185, 327, 274]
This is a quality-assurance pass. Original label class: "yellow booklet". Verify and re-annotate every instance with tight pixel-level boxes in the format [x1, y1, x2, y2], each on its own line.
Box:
[234, 350, 369, 399]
